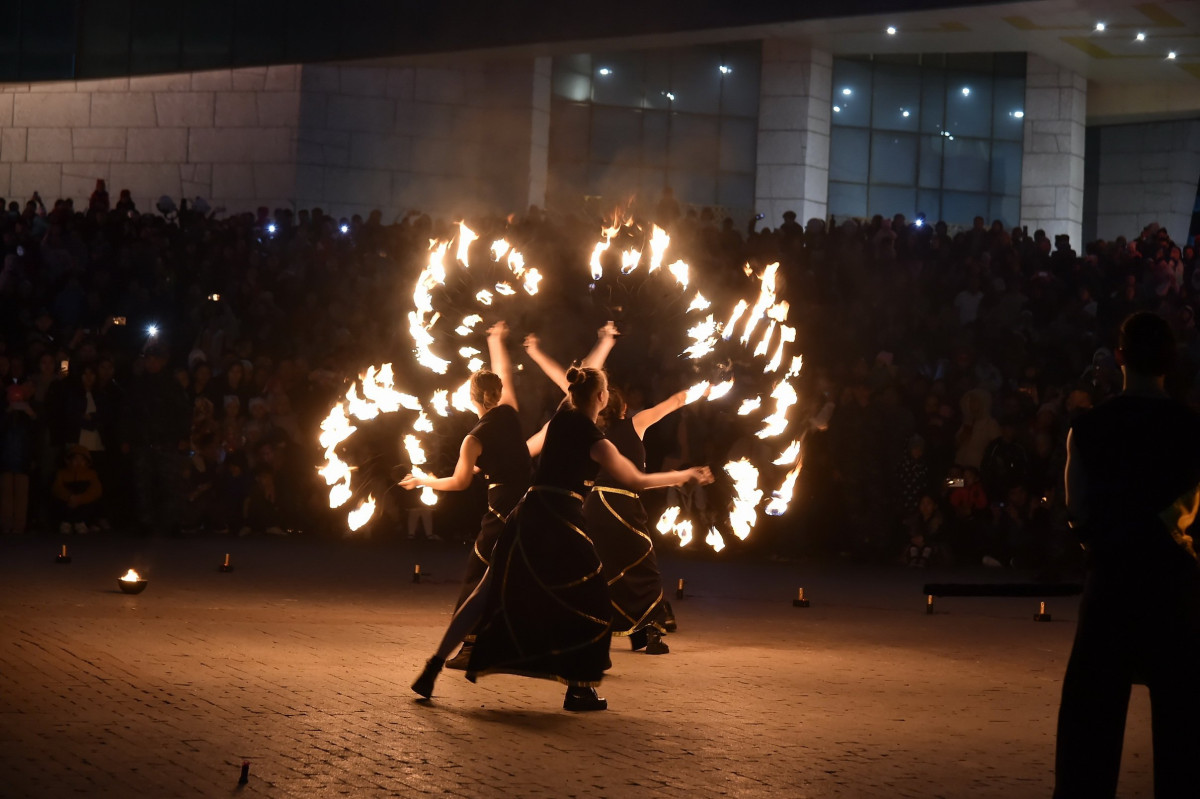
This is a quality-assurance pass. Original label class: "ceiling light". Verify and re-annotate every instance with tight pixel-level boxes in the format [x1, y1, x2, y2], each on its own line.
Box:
[833, 105, 841, 113]
[961, 87, 970, 96]
[1094, 22, 1105, 32]
[842, 87, 852, 96]
[598, 67, 612, 76]
[1167, 51, 1177, 60]
[1135, 32, 1146, 42]
[1012, 110, 1024, 118]
[901, 110, 910, 118]
[719, 65, 732, 74]
[665, 91, 676, 101]
[886, 26, 897, 35]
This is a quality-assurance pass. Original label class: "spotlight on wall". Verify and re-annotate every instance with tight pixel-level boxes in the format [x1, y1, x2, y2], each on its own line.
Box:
[1011, 110, 1025, 118]
[833, 105, 842, 113]
[1094, 22, 1105, 32]
[1135, 32, 1146, 42]
[598, 67, 612, 76]
[719, 65, 732, 74]
[1167, 51, 1177, 60]
[961, 87, 971, 96]
[842, 87, 852, 96]
[901, 109, 910, 117]
[886, 26, 897, 35]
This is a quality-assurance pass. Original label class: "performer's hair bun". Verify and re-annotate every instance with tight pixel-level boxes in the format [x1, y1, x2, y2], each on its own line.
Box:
[470, 369, 503, 409]
[566, 365, 586, 385]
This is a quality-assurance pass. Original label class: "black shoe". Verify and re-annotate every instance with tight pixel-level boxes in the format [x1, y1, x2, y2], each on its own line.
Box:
[645, 629, 669, 655]
[662, 601, 677, 633]
[411, 656, 444, 699]
[629, 629, 648, 651]
[563, 686, 607, 712]
[445, 643, 472, 671]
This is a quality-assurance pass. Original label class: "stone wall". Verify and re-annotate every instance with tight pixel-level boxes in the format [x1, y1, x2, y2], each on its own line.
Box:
[1019, 54, 1087, 248]
[754, 41, 831, 227]
[0, 66, 302, 213]
[0, 57, 551, 220]
[1092, 118, 1200, 243]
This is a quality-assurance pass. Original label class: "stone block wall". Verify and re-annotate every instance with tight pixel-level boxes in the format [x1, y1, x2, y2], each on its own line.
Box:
[1093, 119, 1200, 243]
[1019, 54, 1087, 248]
[0, 65, 302, 214]
[0, 56, 551, 220]
[754, 41, 831, 227]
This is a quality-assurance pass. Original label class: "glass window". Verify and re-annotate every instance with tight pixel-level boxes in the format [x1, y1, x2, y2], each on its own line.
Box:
[718, 174, 755, 210]
[918, 135, 943, 188]
[917, 189, 942, 223]
[718, 44, 762, 118]
[550, 102, 591, 164]
[919, 68, 946, 135]
[828, 182, 868, 219]
[992, 77, 1025, 141]
[831, 59, 872, 128]
[989, 195, 1020, 228]
[868, 186, 917, 221]
[942, 137, 990, 192]
[642, 111, 669, 166]
[870, 132, 917, 186]
[591, 106, 644, 167]
[871, 65, 921, 132]
[669, 169, 717, 205]
[830, 128, 870, 184]
[719, 118, 757, 175]
[670, 47, 722, 116]
[945, 73, 993, 139]
[668, 114, 719, 171]
[592, 52, 645, 108]
[990, 140, 1022, 196]
[942, 191, 989, 224]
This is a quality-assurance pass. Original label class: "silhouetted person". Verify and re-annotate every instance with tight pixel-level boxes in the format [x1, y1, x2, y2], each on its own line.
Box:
[1056, 311, 1200, 798]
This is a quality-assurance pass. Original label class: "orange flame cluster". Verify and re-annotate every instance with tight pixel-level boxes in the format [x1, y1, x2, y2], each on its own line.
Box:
[317, 217, 805, 545]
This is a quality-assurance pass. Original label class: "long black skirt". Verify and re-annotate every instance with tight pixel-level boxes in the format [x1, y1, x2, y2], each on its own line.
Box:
[455, 482, 525, 610]
[584, 486, 668, 636]
[467, 486, 612, 688]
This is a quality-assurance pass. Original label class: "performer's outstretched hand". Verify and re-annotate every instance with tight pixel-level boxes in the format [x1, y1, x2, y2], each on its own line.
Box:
[488, 320, 510, 340]
[689, 466, 715, 485]
[597, 321, 620, 341]
[523, 333, 541, 351]
[399, 474, 424, 490]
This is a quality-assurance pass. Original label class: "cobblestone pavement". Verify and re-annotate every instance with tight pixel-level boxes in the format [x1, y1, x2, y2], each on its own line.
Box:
[0, 535, 1154, 798]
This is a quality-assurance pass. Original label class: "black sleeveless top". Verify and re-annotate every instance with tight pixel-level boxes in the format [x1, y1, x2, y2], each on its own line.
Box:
[596, 417, 643, 488]
[1070, 394, 1200, 556]
[532, 408, 605, 496]
[469, 404, 532, 489]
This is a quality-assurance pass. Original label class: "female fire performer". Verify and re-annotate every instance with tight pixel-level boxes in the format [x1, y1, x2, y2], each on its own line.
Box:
[399, 322, 530, 669]
[524, 332, 695, 654]
[411, 366, 713, 711]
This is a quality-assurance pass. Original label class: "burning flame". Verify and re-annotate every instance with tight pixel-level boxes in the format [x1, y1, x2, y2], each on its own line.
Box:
[621, 249, 641, 275]
[523, 268, 542, 295]
[456, 222, 477, 265]
[737, 397, 761, 416]
[705, 528, 726, 552]
[347, 495, 377, 531]
[648, 225, 670, 272]
[120, 569, 141, 582]
[491, 239, 511, 260]
[668, 261, 689, 288]
[684, 382, 709, 404]
[757, 380, 798, 440]
[766, 462, 802, 517]
[707, 379, 734, 402]
[775, 440, 802, 466]
[456, 314, 483, 337]
[475, 289, 494, 306]
[495, 283, 516, 296]
[725, 458, 762, 541]
[687, 293, 711, 313]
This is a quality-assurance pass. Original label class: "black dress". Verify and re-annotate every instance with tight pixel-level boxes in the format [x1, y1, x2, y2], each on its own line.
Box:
[467, 407, 612, 688]
[1055, 394, 1200, 797]
[584, 417, 669, 636]
[455, 404, 532, 608]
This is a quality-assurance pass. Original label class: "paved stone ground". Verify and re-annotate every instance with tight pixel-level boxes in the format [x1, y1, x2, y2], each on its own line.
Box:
[0, 534, 1155, 798]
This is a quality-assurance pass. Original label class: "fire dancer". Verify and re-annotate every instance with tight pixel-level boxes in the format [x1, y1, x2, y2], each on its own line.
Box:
[399, 322, 530, 669]
[1055, 311, 1200, 797]
[411, 366, 712, 711]
[525, 331, 694, 653]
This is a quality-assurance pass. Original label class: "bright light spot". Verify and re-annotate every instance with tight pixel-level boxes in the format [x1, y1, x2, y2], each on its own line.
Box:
[833, 105, 841, 113]
[901, 109, 910, 118]
[146, 325, 159, 337]
[961, 86, 970, 96]
[719, 65, 732, 74]
[842, 87, 852, 96]
[267, 223, 277, 234]
[665, 92, 676, 101]
[1012, 110, 1025, 118]
[598, 67, 612, 76]
[1094, 21, 1105, 32]
[1136, 32, 1146, 41]
[886, 26, 897, 35]
[1168, 51, 1177, 60]
[914, 218, 924, 228]
[340, 223, 349, 234]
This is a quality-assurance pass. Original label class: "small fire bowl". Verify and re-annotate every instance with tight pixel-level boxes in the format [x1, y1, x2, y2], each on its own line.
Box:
[118, 579, 148, 595]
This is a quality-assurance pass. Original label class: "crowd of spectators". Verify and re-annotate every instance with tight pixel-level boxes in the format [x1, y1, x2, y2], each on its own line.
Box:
[0, 179, 1195, 575]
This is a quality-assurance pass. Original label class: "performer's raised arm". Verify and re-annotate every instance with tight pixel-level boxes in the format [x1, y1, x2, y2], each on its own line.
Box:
[487, 321, 518, 410]
[581, 321, 619, 369]
[630, 388, 701, 439]
[523, 333, 570, 393]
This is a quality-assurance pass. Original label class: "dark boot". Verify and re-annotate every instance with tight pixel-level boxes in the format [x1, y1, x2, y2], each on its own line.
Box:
[411, 656, 444, 699]
[629, 628, 648, 651]
[662, 601, 677, 633]
[645, 628, 669, 655]
[445, 641, 473, 671]
[563, 686, 607, 712]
